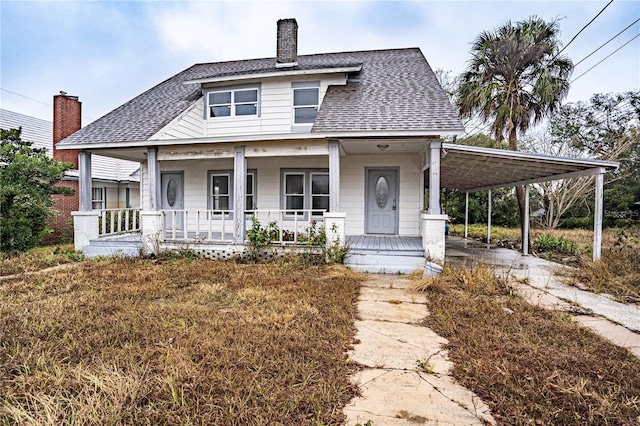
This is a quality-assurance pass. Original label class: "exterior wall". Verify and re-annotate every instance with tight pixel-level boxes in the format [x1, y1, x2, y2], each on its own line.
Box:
[141, 151, 422, 236]
[151, 74, 347, 140]
[44, 179, 80, 244]
[341, 154, 422, 236]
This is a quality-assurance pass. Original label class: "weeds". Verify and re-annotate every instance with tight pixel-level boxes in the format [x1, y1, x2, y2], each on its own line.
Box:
[0, 244, 82, 276]
[0, 258, 362, 425]
[414, 264, 640, 425]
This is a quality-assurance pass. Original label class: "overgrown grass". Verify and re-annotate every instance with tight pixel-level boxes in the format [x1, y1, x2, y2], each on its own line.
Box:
[412, 264, 640, 425]
[0, 257, 363, 425]
[0, 244, 82, 277]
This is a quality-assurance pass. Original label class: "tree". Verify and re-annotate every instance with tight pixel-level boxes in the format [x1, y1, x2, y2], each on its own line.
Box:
[457, 16, 573, 248]
[0, 127, 74, 254]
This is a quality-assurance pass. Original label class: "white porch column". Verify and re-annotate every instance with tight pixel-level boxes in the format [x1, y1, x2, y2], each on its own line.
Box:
[523, 184, 530, 255]
[78, 151, 92, 211]
[73, 151, 98, 251]
[147, 147, 161, 211]
[142, 147, 162, 255]
[233, 146, 246, 244]
[464, 192, 469, 239]
[429, 141, 441, 215]
[328, 139, 340, 212]
[593, 170, 605, 261]
[487, 189, 492, 245]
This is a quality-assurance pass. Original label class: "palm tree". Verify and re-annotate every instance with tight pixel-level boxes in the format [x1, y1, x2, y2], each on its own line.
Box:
[457, 16, 573, 251]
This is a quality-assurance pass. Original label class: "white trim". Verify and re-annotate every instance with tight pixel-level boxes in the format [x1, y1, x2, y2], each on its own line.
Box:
[183, 65, 363, 85]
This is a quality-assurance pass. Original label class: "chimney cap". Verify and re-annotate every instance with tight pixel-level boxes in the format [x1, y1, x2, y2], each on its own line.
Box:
[58, 91, 79, 101]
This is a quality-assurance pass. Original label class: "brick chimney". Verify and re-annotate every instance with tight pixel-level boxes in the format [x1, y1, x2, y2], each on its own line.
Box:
[53, 92, 81, 169]
[276, 18, 298, 68]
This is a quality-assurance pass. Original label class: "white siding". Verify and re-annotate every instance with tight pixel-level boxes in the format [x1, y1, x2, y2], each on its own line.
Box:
[142, 153, 422, 236]
[149, 74, 347, 141]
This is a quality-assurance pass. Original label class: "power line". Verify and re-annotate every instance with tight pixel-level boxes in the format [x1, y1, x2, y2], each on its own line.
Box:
[571, 33, 640, 83]
[558, 0, 614, 55]
[1, 87, 96, 122]
[575, 18, 640, 66]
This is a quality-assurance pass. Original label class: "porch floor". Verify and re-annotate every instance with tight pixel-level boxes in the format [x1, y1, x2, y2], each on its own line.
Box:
[346, 235, 423, 254]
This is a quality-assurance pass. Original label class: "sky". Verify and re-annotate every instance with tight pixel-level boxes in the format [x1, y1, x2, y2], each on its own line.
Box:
[1, 0, 639, 128]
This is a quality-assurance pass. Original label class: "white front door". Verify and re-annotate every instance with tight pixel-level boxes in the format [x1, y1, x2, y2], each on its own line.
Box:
[161, 172, 184, 230]
[366, 168, 398, 234]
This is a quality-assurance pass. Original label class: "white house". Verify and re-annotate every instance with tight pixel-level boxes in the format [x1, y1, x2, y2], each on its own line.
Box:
[56, 19, 616, 269]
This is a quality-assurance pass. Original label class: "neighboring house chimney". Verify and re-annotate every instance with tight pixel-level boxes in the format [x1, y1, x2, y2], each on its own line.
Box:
[53, 91, 81, 169]
[276, 18, 298, 68]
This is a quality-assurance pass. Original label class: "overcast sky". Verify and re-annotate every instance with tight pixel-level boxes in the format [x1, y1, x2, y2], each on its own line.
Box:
[2, 0, 639, 127]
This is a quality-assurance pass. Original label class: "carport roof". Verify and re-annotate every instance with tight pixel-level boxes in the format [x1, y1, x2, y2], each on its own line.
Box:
[440, 143, 618, 192]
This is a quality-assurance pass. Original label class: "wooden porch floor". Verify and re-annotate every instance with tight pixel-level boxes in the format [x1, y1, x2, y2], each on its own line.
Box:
[346, 235, 423, 253]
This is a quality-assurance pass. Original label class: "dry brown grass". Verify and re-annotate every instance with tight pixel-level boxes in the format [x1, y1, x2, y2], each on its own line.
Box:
[0, 244, 82, 277]
[413, 265, 640, 425]
[0, 256, 363, 425]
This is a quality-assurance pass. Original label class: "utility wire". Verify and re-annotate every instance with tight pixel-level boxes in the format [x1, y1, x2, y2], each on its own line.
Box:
[1, 87, 96, 122]
[575, 18, 640, 66]
[558, 0, 615, 56]
[571, 33, 640, 83]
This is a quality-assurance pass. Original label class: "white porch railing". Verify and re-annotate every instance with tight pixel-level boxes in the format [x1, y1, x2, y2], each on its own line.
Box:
[97, 208, 141, 236]
[159, 209, 326, 244]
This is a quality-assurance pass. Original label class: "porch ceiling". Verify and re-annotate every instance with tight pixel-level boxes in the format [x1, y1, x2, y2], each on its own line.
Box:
[338, 136, 436, 155]
[440, 143, 618, 192]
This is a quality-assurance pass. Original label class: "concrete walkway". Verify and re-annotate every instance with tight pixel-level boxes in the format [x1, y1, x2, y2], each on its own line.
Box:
[344, 274, 495, 426]
[446, 236, 640, 358]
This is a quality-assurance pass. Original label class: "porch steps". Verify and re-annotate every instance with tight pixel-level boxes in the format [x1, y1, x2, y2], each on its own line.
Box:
[82, 235, 143, 258]
[345, 250, 426, 275]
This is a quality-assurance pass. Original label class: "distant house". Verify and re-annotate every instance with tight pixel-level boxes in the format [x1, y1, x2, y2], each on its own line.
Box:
[0, 103, 140, 243]
[56, 19, 616, 269]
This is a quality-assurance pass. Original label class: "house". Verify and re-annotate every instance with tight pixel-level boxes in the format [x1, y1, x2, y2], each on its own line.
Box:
[56, 19, 617, 270]
[0, 100, 140, 243]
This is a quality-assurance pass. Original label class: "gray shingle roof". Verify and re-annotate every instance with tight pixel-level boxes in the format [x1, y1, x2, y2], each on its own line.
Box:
[58, 48, 463, 146]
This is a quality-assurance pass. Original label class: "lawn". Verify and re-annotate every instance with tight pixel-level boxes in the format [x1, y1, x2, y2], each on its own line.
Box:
[0, 244, 82, 277]
[413, 264, 640, 425]
[0, 256, 362, 425]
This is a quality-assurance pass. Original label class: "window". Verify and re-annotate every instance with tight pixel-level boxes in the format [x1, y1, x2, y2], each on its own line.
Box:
[207, 87, 259, 118]
[293, 87, 319, 124]
[125, 188, 131, 208]
[207, 170, 256, 215]
[281, 169, 329, 217]
[92, 187, 105, 210]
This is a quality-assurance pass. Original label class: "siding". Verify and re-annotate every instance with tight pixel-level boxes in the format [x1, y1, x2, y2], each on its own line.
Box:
[143, 153, 421, 236]
[149, 74, 347, 140]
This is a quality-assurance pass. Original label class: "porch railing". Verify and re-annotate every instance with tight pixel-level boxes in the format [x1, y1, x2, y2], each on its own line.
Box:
[160, 209, 326, 244]
[97, 208, 141, 236]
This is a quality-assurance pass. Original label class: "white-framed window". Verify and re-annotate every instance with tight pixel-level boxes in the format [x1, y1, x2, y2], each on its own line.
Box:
[207, 87, 259, 118]
[92, 187, 105, 210]
[292, 82, 319, 125]
[281, 169, 329, 218]
[207, 170, 257, 215]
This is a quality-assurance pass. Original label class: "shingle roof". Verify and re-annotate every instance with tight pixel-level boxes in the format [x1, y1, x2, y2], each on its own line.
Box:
[58, 48, 463, 146]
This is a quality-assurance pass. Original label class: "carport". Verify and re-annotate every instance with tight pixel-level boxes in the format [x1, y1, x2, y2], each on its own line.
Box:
[432, 143, 619, 261]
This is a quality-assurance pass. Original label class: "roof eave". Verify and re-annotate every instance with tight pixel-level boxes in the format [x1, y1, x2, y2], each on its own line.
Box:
[183, 65, 363, 86]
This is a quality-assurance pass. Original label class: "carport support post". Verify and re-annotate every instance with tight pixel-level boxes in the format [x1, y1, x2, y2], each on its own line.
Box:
[464, 192, 469, 239]
[523, 185, 530, 256]
[233, 146, 246, 244]
[593, 170, 604, 261]
[487, 189, 492, 245]
[429, 141, 441, 215]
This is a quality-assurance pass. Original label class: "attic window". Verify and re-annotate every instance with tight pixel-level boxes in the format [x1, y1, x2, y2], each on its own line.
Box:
[292, 81, 320, 125]
[207, 87, 259, 118]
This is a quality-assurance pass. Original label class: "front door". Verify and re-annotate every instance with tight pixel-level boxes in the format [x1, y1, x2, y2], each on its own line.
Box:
[161, 172, 184, 230]
[366, 168, 398, 234]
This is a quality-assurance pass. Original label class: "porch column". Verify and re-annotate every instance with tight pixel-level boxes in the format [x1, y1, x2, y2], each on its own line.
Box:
[73, 151, 99, 251]
[147, 147, 161, 211]
[328, 139, 340, 212]
[487, 189, 492, 245]
[593, 169, 605, 261]
[523, 185, 530, 255]
[464, 192, 469, 239]
[429, 141, 441, 215]
[233, 146, 246, 244]
[141, 147, 163, 255]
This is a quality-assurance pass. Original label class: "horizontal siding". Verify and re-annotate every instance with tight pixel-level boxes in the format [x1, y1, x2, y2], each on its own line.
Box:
[152, 100, 204, 140]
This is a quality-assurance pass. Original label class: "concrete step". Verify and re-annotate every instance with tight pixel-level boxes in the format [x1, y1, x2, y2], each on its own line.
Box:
[346, 253, 426, 274]
[83, 238, 143, 258]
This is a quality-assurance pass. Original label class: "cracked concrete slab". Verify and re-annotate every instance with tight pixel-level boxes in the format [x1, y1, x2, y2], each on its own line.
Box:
[345, 274, 495, 426]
